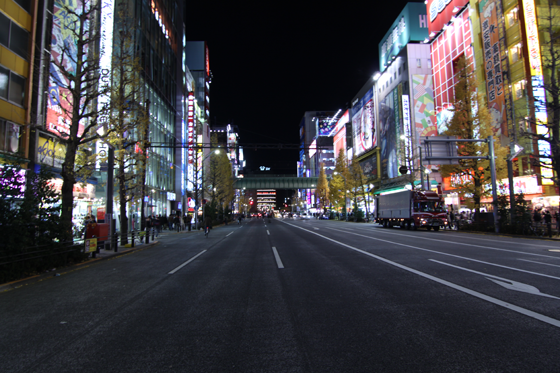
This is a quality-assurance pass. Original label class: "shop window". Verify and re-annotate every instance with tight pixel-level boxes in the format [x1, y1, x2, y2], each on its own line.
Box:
[513, 80, 526, 100]
[510, 43, 522, 64]
[506, 7, 519, 28]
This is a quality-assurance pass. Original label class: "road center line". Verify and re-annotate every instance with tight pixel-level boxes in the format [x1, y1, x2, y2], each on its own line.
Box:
[168, 250, 207, 274]
[284, 223, 560, 328]
[271, 247, 284, 268]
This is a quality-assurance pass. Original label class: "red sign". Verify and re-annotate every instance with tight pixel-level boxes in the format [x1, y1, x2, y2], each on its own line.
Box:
[97, 207, 106, 221]
[426, 0, 469, 35]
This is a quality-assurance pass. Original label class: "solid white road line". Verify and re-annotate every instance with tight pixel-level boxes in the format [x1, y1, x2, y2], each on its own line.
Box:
[285, 223, 560, 328]
[518, 259, 560, 268]
[272, 247, 284, 269]
[168, 250, 207, 274]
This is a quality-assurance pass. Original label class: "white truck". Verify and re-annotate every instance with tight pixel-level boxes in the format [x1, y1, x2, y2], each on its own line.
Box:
[375, 190, 448, 231]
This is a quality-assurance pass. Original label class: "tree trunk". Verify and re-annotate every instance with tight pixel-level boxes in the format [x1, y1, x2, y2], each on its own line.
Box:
[118, 161, 128, 245]
[60, 142, 78, 243]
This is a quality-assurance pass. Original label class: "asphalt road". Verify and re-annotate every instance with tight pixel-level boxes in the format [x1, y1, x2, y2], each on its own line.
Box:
[2, 217, 560, 372]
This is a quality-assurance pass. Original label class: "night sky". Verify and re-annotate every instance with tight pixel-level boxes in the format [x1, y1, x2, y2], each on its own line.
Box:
[185, 1, 424, 175]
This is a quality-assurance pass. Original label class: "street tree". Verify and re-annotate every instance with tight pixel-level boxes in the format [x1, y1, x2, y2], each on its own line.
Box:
[329, 150, 349, 216]
[47, 0, 110, 241]
[205, 148, 234, 221]
[521, 2, 560, 187]
[439, 56, 508, 218]
[315, 163, 329, 213]
[348, 158, 368, 220]
[105, 2, 149, 245]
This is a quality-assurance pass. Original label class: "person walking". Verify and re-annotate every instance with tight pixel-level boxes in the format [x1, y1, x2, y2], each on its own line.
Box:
[174, 215, 180, 232]
[186, 214, 192, 231]
[544, 210, 552, 238]
[203, 215, 212, 238]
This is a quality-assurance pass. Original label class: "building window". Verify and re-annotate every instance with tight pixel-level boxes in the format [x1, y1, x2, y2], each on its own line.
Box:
[506, 7, 519, 28]
[0, 65, 8, 99]
[510, 43, 523, 64]
[513, 80, 526, 100]
[0, 11, 29, 60]
[0, 65, 26, 107]
[0, 120, 20, 153]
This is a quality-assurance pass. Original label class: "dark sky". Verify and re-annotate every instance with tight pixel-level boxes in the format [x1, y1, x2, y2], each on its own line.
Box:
[185, 2, 424, 174]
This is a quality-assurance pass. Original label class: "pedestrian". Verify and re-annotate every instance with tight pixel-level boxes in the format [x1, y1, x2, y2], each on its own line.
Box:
[174, 215, 180, 232]
[544, 210, 552, 238]
[154, 215, 161, 237]
[186, 214, 192, 231]
[555, 211, 560, 237]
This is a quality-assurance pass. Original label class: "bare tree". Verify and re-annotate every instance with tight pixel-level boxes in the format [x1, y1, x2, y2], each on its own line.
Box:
[105, 2, 149, 245]
[47, 0, 110, 240]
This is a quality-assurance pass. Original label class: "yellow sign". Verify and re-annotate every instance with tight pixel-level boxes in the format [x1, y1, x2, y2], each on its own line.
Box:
[84, 238, 97, 253]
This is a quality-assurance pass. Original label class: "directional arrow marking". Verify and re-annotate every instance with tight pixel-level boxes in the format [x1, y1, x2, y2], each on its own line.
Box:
[430, 259, 560, 300]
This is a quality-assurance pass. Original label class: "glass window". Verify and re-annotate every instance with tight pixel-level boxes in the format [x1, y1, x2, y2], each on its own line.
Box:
[513, 80, 526, 100]
[7, 122, 19, 153]
[9, 72, 25, 106]
[0, 120, 5, 151]
[0, 65, 8, 99]
[0, 12, 9, 47]
[510, 43, 522, 64]
[13, 0, 31, 13]
[10, 23, 29, 59]
[506, 7, 519, 28]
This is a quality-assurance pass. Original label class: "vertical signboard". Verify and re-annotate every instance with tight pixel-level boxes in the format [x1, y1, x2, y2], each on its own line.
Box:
[98, 0, 114, 128]
[187, 92, 195, 164]
[412, 74, 438, 140]
[479, 0, 508, 137]
[522, 0, 552, 184]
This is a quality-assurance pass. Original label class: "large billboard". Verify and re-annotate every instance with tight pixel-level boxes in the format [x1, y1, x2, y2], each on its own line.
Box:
[379, 2, 429, 72]
[379, 87, 401, 179]
[412, 74, 438, 141]
[426, 0, 470, 35]
[47, 0, 86, 138]
[333, 127, 346, 159]
[352, 88, 376, 157]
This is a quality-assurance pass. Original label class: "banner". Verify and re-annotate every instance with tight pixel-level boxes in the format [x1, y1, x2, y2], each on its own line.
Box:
[480, 0, 508, 137]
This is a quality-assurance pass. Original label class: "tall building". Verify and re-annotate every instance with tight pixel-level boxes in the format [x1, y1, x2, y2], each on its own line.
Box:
[1, 0, 34, 166]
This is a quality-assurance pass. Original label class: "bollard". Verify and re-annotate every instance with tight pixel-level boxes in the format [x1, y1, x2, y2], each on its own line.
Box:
[151, 227, 155, 241]
[131, 230, 135, 248]
[145, 228, 150, 244]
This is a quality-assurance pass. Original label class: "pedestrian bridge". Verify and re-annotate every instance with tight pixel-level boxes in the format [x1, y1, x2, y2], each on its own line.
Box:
[233, 177, 319, 189]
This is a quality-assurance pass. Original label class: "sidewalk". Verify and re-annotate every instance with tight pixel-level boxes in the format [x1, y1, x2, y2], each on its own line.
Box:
[0, 227, 199, 293]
